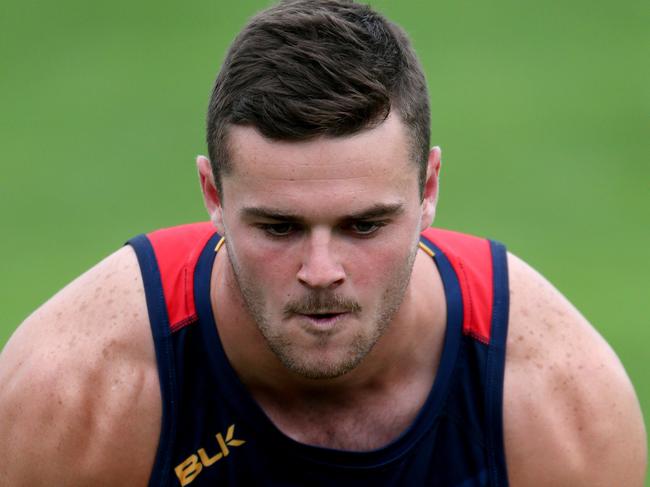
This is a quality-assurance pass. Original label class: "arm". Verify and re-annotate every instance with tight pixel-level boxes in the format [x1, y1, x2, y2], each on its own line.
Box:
[0, 246, 161, 486]
[503, 253, 647, 486]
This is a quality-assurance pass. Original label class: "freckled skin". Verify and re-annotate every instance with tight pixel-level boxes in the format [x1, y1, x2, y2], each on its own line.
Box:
[504, 253, 647, 486]
[0, 247, 161, 486]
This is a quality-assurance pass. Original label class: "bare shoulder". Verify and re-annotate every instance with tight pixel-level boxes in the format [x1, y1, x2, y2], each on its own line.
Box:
[503, 252, 647, 486]
[0, 246, 160, 487]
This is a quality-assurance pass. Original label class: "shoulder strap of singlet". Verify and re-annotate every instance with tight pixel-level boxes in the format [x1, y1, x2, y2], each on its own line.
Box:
[420, 227, 495, 344]
[485, 237, 509, 486]
[128, 233, 176, 487]
[420, 227, 510, 486]
[127, 222, 218, 487]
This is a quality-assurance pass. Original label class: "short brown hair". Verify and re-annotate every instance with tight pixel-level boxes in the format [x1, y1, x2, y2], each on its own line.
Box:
[206, 0, 430, 197]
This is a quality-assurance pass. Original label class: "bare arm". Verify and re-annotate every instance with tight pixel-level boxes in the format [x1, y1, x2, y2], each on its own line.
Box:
[504, 253, 647, 486]
[0, 246, 161, 486]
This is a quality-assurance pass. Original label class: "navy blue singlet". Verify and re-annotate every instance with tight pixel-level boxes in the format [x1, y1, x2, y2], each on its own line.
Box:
[128, 223, 510, 486]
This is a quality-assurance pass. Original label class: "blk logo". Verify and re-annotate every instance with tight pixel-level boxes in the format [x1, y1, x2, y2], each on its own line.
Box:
[175, 424, 246, 486]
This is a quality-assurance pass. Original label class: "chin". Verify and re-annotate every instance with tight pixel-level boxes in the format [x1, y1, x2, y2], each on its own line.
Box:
[281, 356, 361, 380]
[266, 329, 378, 380]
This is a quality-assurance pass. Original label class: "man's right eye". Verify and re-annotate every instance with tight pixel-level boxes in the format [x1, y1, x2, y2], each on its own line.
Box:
[259, 223, 296, 237]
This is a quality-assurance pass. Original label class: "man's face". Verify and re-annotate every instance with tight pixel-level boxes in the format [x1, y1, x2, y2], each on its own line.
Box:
[215, 115, 431, 379]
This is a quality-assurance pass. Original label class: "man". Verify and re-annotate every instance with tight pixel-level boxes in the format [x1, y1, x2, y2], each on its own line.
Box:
[0, 0, 646, 485]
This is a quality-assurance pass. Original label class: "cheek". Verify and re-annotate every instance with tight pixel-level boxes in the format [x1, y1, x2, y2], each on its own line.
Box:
[345, 244, 412, 289]
[233, 238, 299, 287]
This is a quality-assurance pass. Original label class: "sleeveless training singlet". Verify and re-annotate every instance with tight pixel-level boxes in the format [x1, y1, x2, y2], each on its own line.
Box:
[128, 222, 510, 486]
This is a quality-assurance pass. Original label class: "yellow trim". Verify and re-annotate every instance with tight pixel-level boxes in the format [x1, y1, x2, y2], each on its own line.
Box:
[418, 241, 435, 258]
[215, 236, 226, 253]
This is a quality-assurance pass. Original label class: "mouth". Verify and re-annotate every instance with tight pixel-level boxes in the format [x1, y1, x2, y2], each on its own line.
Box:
[296, 311, 349, 328]
[306, 312, 342, 319]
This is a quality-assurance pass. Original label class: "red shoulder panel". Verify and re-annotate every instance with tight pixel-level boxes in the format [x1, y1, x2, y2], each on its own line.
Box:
[421, 227, 494, 344]
[147, 222, 217, 332]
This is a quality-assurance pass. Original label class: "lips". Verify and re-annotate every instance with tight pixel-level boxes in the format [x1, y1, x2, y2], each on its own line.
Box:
[296, 311, 349, 329]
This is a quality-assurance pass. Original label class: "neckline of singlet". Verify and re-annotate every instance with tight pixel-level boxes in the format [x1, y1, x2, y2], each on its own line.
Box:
[191, 233, 463, 469]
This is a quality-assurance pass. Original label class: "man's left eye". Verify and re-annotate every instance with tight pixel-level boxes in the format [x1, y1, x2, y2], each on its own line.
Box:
[350, 221, 382, 235]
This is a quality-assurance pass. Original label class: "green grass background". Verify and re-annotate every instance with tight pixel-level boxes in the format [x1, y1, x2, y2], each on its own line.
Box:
[1, 0, 648, 480]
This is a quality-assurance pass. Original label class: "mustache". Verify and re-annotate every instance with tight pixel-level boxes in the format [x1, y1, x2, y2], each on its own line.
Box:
[283, 293, 362, 317]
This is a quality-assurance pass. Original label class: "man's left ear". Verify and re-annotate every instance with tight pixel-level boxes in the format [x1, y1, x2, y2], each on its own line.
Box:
[420, 146, 442, 231]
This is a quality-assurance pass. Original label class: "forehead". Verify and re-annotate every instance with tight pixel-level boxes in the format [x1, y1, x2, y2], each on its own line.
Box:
[222, 114, 419, 211]
[226, 113, 413, 179]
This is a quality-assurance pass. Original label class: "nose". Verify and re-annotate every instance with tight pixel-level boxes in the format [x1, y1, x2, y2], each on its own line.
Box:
[296, 229, 345, 289]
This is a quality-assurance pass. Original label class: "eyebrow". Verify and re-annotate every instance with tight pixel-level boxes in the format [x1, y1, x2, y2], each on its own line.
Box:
[240, 203, 405, 222]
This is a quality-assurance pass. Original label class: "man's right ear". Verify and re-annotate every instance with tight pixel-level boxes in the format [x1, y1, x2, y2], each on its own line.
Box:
[196, 155, 225, 234]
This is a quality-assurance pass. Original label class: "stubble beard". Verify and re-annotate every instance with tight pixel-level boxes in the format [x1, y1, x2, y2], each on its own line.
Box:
[225, 239, 419, 380]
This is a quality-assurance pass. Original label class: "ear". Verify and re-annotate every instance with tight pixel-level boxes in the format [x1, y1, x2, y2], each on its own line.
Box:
[197, 155, 225, 234]
[420, 146, 442, 232]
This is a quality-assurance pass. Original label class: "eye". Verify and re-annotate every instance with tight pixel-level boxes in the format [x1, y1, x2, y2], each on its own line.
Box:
[349, 221, 384, 236]
[260, 222, 297, 237]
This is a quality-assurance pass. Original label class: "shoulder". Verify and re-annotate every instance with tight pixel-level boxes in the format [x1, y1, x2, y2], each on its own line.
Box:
[0, 245, 160, 486]
[503, 252, 647, 486]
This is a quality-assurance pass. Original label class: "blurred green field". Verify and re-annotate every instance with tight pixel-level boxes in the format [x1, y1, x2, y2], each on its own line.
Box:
[1, 0, 648, 481]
